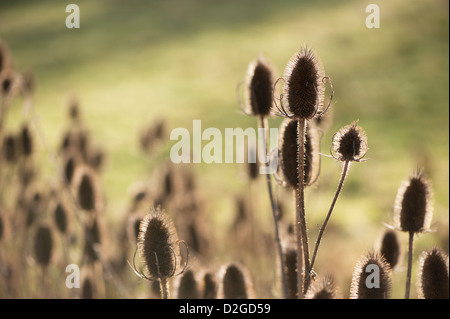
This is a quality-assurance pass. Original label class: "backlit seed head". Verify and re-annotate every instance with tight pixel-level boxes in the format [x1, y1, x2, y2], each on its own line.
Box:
[305, 274, 340, 299]
[73, 166, 101, 212]
[350, 251, 391, 299]
[331, 121, 368, 162]
[244, 54, 276, 117]
[283, 47, 325, 119]
[278, 119, 320, 188]
[33, 224, 54, 267]
[138, 208, 180, 279]
[393, 170, 433, 233]
[377, 229, 401, 270]
[417, 247, 449, 299]
[219, 263, 255, 299]
[53, 201, 68, 234]
[202, 272, 218, 299]
[19, 124, 33, 157]
[176, 269, 200, 299]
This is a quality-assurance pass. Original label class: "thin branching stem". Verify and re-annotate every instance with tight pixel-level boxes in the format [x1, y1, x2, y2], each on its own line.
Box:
[258, 116, 289, 299]
[310, 160, 350, 271]
[296, 118, 311, 297]
[405, 231, 414, 299]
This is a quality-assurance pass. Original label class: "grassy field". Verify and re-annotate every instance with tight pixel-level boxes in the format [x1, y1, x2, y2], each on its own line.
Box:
[0, 0, 448, 299]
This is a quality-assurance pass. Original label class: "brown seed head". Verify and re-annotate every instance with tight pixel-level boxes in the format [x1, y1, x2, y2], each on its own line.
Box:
[202, 272, 218, 299]
[350, 251, 392, 299]
[33, 224, 54, 267]
[19, 124, 33, 157]
[2, 133, 16, 162]
[377, 229, 401, 270]
[53, 201, 68, 234]
[244, 55, 276, 117]
[417, 247, 449, 299]
[331, 121, 368, 162]
[305, 274, 340, 299]
[278, 119, 320, 188]
[283, 47, 325, 119]
[394, 170, 433, 233]
[219, 263, 255, 299]
[73, 166, 101, 212]
[176, 269, 200, 299]
[138, 208, 180, 279]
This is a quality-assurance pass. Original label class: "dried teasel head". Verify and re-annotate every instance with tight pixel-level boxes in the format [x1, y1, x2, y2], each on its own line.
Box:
[305, 274, 341, 299]
[279, 47, 327, 120]
[175, 269, 200, 299]
[417, 247, 449, 299]
[33, 224, 54, 267]
[350, 251, 392, 299]
[2, 133, 17, 162]
[135, 208, 187, 281]
[278, 118, 320, 188]
[72, 166, 101, 212]
[242, 54, 276, 117]
[18, 123, 33, 158]
[331, 121, 368, 162]
[219, 263, 255, 299]
[377, 229, 401, 270]
[53, 200, 69, 234]
[202, 271, 218, 299]
[393, 170, 433, 233]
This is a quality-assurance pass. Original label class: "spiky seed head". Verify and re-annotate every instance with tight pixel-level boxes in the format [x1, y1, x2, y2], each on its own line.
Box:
[73, 166, 101, 212]
[53, 202, 68, 234]
[220, 263, 255, 299]
[417, 247, 449, 299]
[394, 170, 433, 233]
[138, 208, 180, 279]
[176, 269, 200, 299]
[203, 272, 218, 299]
[331, 121, 368, 162]
[278, 119, 320, 188]
[244, 55, 276, 117]
[305, 275, 340, 299]
[350, 251, 392, 299]
[378, 229, 401, 270]
[283, 47, 325, 119]
[19, 124, 33, 157]
[33, 224, 53, 267]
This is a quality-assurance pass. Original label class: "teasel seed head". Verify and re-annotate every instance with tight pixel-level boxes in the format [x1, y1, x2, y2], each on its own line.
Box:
[331, 121, 368, 162]
[283, 47, 325, 119]
[350, 251, 392, 299]
[138, 208, 181, 280]
[176, 269, 200, 299]
[393, 170, 433, 233]
[377, 229, 401, 270]
[19, 123, 33, 157]
[417, 247, 449, 299]
[219, 263, 255, 299]
[278, 118, 320, 188]
[33, 224, 54, 267]
[2, 133, 17, 162]
[305, 274, 340, 299]
[202, 272, 218, 299]
[53, 201, 68, 234]
[73, 166, 101, 212]
[243, 54, 276, 117]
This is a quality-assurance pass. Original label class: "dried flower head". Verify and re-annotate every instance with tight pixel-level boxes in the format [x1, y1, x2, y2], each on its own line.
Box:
[136, 208, 187, 280]
[377, 229, 401, 270]
[53, 201, 68, 234]
[417, 247, 449, 299]
[72, 166, 101, 212]
[350, 251, 391, 299]
[219, 263, 255, 299]
[393, 170, 433, 233]
[331, 121, 368, 162]
[176, 269, 200, 299]
[19, 123, 33, 157]
[278, 119, 320, 188]
[282, 47, 325, 119]
[305, 274, 340, 299]
[202, 272, 218, 299]
[33, 224, 54, 267]
[243, 54, 276, 117]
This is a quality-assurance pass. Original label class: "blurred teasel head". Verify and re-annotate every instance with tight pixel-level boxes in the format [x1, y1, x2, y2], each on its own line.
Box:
[305, 274, 340, 299]
[331, 121, 368, 162]
[377, 229, 401, 270]
[242, 54, 276, 118]
[417, 247, 449, 299]
[393, 170, 433, 233]
[34, 224, 54, 267]
[219, 263, 255, 299]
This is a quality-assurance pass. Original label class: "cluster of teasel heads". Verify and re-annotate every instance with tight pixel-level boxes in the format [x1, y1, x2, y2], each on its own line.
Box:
[239, 46, 448, 299]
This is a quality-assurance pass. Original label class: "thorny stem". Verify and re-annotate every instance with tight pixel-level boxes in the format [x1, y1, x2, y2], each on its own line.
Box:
[258, 116, 289, 299]
[405, 231, 414, 299]
[310, 160, 350, 271]
[296, 118, 311, 297]
[160, 277, 170, 299]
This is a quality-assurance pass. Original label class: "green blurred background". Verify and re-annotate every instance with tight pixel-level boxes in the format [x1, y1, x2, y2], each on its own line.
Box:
[1, 0, 448, 298]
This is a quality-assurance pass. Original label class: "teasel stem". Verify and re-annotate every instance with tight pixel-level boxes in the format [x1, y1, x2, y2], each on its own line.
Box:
[160, 277, 170, 299]
[258, 115, 289, 299]
[296, 118, 310, 296]
[405, 231, 414, 299]
[310, 160, 350, 271]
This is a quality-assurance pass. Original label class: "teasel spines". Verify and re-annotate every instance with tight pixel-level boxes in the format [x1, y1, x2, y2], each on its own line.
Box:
[394, 170, 433, 233]
[331, 121, 368, 162]
[378, 229, 401, 270]
[243, 54, 276, 117]
[176, 269, 200, 299]
[278, 118, 320, 188]
[219, 263, 255, 299]
[350, 251, 392, 299]
[305, 274, 340, 299]
[137, 207, 181, 280]
[417, 247, 449, 299]
[282, 47, 325, 119]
